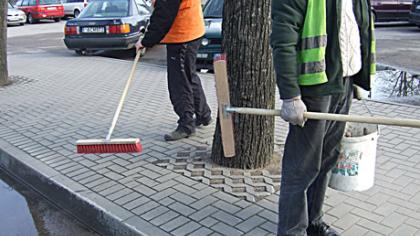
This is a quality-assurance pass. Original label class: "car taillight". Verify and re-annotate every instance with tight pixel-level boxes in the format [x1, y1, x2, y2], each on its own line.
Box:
[65, 26, 79, 35]
[107, 24, 130, 34]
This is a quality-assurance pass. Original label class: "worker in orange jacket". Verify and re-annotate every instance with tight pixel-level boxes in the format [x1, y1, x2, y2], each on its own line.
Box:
[136, 0, 212, 141]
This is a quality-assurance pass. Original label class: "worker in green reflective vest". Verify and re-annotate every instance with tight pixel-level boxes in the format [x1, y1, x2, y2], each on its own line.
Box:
[270, 0, 375, 235]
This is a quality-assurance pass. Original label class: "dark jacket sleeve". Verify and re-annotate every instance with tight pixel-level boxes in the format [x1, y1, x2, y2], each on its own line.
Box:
[141, 0, 181, 47]
[270, 0, 307, 99]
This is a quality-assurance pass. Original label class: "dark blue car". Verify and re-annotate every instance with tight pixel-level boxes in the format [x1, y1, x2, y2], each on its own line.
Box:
[197, 0, 222, 70]
[64, 0, 152, 55]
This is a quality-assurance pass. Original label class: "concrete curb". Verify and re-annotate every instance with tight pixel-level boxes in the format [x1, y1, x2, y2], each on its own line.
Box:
[0, 139, 144, 236]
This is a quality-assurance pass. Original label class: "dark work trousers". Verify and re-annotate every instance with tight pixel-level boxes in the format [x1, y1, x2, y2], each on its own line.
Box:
[166, 38, 211, 133]
[277, 78, 354, 236]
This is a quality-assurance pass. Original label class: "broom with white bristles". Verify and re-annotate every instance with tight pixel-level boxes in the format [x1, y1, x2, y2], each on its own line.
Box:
[76, 52, 142, 154]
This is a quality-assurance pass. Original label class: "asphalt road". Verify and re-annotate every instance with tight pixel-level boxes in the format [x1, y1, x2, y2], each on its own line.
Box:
[375, 22, 420, 74]
[6, 20, 420, 74]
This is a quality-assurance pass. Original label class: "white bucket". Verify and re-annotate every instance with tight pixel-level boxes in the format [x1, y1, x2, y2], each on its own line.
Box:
[328, 123, 379, 192]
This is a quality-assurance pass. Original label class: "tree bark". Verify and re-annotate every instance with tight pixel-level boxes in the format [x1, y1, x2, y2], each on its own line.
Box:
[211, 0, 275, 169]
[0, 0, 8, 86]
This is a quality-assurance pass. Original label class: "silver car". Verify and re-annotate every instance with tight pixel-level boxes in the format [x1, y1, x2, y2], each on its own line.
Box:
[62, 0, 89, 18]
[7, 2, 26, 26]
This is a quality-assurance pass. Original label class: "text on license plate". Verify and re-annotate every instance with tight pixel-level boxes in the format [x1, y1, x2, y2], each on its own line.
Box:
[82, 27, 105, 33]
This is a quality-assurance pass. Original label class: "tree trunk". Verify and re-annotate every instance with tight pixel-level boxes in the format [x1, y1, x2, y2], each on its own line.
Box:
[0, 0, 8, 86]
[211, 0, 275, 169]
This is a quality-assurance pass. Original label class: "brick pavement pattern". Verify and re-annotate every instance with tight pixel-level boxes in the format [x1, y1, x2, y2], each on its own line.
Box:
[1, 51, 420, 235]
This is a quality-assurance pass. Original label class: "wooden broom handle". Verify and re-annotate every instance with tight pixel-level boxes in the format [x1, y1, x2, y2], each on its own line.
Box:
[106, 52, 141, 140]
[225, 107, 420, 128]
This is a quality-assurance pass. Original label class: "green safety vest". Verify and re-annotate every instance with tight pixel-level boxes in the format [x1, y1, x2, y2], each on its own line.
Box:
[297, 0, 376, 86]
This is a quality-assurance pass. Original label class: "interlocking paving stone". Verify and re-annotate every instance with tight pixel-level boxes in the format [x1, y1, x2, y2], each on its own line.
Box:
[391, 224, 418, 236]
[123, 196, 150, 211]
[342, 225, 370, 236]
[236, 205, 264, 220]
[257, 210, 278, 223]
[150, 210, 180, 226]
[132, 201, 160, 215]
[211, 222, 243, 236]
[171, 221, 201, 236]
[134, 184, 157, 196]
[124, 216, 171, 236]
[141, 206, 170, 221]
[190, 206, 219, 222]
[160, 216, 190, 232]
[170, 192, 197, 205]
[168, 202, 197, 216]
[106, 188, 133, 201]
[150, 188, 177, 201]
[160, 197, 176, 207]
[190, 196, 219, 210]
[115, 192, 142, 205]
[236, 215, 266, 232]
[332, 213, 360, 231]
[244, 228, 269, 236]
[212, 211, 242, 226]
[189, 227, 214, 236]
[200, 217, 220, 228]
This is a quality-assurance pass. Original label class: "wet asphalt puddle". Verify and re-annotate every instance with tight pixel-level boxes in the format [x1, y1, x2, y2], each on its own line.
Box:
[0, 170, 99, 236]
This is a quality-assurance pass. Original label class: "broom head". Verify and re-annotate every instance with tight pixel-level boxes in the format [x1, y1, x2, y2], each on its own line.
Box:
[76, 138, 142, 154]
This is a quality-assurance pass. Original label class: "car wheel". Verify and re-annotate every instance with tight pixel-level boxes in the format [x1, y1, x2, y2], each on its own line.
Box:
[74, 9, 80, 18]
[54, 18, 61, 22]
[75, 50, 86, 55]
[27, 14, 36, 24]
[19, 23, 25, 26]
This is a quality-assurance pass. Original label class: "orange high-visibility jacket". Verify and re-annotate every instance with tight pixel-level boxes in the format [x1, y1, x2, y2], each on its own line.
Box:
[161, 0, 205, 44]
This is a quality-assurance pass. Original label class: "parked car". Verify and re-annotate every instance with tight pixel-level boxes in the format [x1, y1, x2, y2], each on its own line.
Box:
[196, 0, 223, 70]
[410, 0, 420, 27]
[62, 0, 89, 18]
[7, 1, 27, 26]
[64, 0, 151, 55]
[15, 0, 64, 24]
[371, 0, 412, 22]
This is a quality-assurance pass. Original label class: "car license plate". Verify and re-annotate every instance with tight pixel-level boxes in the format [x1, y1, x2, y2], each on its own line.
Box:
[197, 53, 208, 59]
[47, 7, 56, 10]
[82, 27, 105, 33]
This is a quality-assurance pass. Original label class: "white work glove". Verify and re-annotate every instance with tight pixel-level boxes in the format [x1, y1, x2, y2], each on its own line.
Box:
[280, 96, 307, 127]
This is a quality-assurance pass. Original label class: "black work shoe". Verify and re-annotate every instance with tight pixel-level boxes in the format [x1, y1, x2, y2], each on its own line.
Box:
[307, 222, 339, 236]
[164, 127, 195, 141]
[195, 117, 212, 127]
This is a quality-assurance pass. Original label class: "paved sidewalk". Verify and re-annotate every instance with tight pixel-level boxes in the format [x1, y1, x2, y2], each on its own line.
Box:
[1, 50, 420, 236]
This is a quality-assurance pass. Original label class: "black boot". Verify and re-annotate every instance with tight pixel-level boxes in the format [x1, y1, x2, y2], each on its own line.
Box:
[164, 127, 195, 141]
[307, 222, 339, 236]
[195, 116, 212, 127]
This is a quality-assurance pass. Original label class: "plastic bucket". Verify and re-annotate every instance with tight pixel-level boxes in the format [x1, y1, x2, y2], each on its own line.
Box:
[328, 123, 379, 192]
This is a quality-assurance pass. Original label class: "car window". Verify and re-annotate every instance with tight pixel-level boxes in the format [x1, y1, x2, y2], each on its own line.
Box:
[28, 0, 36, 6]
[21, 0, 29, 6]
[78, 0, 129, 18]
[203, 0, 222, 18]
[8, 2, 14, 8]
[39, 0, 62, 5]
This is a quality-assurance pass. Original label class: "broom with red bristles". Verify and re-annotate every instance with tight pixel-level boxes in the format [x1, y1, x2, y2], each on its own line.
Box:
[76, 52, 142, 154]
